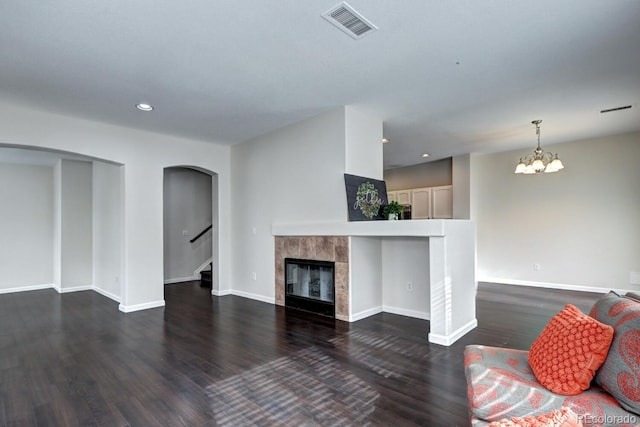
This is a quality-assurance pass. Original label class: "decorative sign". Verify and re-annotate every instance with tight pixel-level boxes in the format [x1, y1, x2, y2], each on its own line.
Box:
[344, 174, 388, 221]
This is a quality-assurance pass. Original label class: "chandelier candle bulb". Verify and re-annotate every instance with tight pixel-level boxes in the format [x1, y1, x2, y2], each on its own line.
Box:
[514, 120, 564, 174]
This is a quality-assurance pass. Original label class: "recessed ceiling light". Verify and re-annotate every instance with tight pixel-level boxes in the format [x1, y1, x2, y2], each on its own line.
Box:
[421, 153, 430, 158]
[382, 138, 390, 144]
[136, 103, 154, 111]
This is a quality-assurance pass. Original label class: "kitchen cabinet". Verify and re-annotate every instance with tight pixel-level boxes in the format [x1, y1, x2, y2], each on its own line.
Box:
[396, 190, 411, 205]
[431, 185, 453, 219]
[387, 190, 411, 205]
[388, 185, 452, 219]
[410, 188, 431, 219]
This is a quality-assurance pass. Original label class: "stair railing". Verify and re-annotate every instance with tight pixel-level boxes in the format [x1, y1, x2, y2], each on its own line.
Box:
[190, 224, 212, 243]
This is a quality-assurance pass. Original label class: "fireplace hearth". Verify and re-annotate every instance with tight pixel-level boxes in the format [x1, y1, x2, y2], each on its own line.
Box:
[285, 258, 335, 317]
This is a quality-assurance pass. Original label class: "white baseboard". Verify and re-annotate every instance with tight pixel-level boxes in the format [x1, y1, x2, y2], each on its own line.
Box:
[0, 283, 54, 295]
[164, 259, 214, 285]
[195, 257, 213, 275]
[0, 283, 122, 304]
[0, 284, 162, 313]
[479, 277, 633, 295]
[350, 305, 383, 322]
[212, 289, 232, 297]
[349, 306, 431, 322]
[428, 318, 478, 346]
[164, 276, 196, 285]
[382, 305, 430, 321]
[119, 300, 165, 313]
[230, 290, 275, 304]
[55, 284, 93, 294]
[93, 286, 121, 303]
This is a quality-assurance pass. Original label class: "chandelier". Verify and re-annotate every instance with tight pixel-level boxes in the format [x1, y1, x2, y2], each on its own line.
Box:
[514, 120, 564, 174]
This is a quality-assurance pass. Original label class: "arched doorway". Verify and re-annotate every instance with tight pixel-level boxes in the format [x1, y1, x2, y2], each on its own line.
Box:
[163, 166, 219, 292]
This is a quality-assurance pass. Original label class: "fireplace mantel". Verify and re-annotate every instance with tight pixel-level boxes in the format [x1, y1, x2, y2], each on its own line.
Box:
[272, 219, 477, 346]
[272, 219, 450, 237]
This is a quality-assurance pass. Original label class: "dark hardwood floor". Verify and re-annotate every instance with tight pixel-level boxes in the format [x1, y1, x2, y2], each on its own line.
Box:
[0, 282, 604, 426]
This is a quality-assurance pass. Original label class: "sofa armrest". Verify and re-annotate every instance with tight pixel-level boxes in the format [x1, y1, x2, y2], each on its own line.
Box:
[465, 345, 565, 421]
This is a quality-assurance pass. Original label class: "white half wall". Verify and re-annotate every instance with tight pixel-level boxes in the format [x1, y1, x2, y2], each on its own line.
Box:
[163, 167, 212, 283]
[93, 161, 122, 300]
[474, 131, 640, 291]
[0, 163, 54, 290]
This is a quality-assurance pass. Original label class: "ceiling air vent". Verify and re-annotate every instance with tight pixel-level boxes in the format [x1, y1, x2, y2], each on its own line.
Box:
[322, 2, 378, 40]
[600, 105, 632, 114]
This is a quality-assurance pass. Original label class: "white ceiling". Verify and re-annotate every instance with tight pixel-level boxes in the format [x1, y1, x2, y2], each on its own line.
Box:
[1, 1, 639, 169]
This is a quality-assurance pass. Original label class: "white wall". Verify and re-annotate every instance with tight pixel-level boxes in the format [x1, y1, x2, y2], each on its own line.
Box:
[345, 107, 383, 180]
[452, 154, 471, 219]
[231, 108, 347, 301]
[60, 160, 93, 290]
[381, 237, 431, 320]
[0, 163, 53, 291]
[163, 167, 212, 282]
[343, 108, 384, 319]
[231, 106, 384, 303]
[474, 131, 640, 292]
[384, 158, 452, 191]
[53, 160, 62, 288]
[350, 237, 383, 320]
[0, 101, 231, 311]
[211, 173, 220, 291]
[93, 161, 122, 300]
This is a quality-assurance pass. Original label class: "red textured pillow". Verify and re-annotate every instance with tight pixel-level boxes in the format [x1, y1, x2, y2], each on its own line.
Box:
[488, 407, 583, 427]
[528, 304, 614, 395]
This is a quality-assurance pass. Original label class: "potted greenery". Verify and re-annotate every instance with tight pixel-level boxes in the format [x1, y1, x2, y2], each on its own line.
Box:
[383, 201, 403, 220]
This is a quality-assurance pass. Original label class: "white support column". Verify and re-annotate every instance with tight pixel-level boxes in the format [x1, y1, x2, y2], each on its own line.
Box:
[428, 222, 477, 345]
[427, 236, 450, 342]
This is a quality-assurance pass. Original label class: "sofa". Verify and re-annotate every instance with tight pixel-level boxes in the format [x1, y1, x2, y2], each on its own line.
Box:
[464, 291, 640, 427]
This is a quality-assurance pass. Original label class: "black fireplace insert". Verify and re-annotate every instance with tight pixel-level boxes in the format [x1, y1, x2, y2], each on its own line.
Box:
[284, 258, 335, 317]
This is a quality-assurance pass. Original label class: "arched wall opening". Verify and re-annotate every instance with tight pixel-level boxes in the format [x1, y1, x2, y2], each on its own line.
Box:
[0, 144, 125, 302]
[163, 166, 220, 292]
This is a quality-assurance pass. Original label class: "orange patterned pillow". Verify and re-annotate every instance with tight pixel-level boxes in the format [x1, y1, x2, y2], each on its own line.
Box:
[528, 304, 613, 395]
[488, 407, 583, 427]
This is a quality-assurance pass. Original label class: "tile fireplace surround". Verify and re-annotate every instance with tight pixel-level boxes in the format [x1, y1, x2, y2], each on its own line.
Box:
[275, 236, 350, 321]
